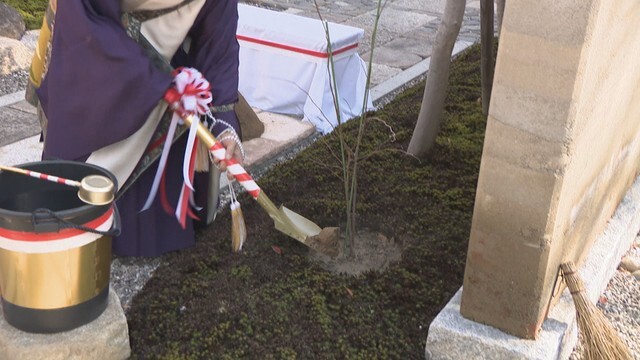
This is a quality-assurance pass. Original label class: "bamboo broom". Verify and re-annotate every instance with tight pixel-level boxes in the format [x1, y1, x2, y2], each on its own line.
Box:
[560, 262, 633, 360]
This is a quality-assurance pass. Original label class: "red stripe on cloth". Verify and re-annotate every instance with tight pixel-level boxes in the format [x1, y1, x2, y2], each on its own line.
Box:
[178, 185, 190, 229]
[0, 207, 114, 241]
[147, 134, 167, 153]
[187, 206, 200, 221]
[236, 35, 358, 58]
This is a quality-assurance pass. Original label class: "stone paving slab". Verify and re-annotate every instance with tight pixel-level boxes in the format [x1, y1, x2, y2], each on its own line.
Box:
[385, 35, 435, 59]
[243, 111, 316, 166]
[0, 106, 39, 147]
[371, 46, 423, 70]
[8, 99, 36, 114]
[0, 90, 25, 107]
[369, 63, 403, 88]
[349, 8, 435, 36]
[401, 0, 447, 14]
[0, 134, 41, 165]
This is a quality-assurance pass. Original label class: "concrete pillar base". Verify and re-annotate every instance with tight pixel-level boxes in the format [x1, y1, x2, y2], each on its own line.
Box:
[425, 174, 640, 359]
[0, 288, 131, 360]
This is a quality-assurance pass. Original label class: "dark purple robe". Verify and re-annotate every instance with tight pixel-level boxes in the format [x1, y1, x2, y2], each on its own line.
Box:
[37, 0, 241, 257]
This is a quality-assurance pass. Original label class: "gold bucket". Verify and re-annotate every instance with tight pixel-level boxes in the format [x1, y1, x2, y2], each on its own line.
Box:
[0, 161, 119, 333]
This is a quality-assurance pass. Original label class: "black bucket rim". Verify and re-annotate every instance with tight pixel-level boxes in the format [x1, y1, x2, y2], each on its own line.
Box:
[0, 160, 118, 221]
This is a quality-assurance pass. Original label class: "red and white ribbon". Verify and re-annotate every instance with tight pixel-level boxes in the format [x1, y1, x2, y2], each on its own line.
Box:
[142, 67, 212, 228]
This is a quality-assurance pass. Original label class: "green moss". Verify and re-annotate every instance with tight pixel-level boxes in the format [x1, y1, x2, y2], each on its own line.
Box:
[230, 265, 253, 281]
[2, 0, 48, 30]
[127, 43, 492, 359]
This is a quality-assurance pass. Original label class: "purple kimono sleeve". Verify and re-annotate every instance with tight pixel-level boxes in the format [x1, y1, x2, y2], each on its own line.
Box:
[186, 0, 242, 139]
[39, 0, 173, 161]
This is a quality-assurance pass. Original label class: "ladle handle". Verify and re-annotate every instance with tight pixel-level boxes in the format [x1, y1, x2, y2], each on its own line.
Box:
[0, 165, 82, 188]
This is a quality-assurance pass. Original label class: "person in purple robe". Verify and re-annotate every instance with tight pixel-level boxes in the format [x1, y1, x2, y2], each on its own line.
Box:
[26, 0, 244, 257]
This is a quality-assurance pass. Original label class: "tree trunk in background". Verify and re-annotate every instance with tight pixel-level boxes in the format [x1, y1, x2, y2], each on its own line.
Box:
[496, 0, 505, 36]
[407, 0, 466, 157]
[480, 0, 494, 115]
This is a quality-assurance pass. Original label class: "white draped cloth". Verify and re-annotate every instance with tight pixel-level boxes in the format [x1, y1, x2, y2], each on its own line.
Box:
[237, 4, 374, 134]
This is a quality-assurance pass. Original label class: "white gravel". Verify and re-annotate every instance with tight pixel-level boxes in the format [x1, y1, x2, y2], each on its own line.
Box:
[109, 256, 162, 313]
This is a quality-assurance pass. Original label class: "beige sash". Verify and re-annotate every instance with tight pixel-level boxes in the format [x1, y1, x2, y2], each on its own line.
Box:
[86, 0, 205, 190]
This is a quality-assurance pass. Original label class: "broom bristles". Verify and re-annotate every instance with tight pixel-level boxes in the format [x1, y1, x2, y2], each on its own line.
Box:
[231, 201, 246, 252]
[560, 262, 633, 360]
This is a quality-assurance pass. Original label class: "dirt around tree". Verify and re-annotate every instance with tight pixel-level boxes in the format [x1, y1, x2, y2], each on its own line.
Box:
[311, 230, 403, 275]
[126, 44, 488, 359]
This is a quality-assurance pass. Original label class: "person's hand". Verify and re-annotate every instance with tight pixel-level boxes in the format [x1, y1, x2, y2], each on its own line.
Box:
[213, 137, 244, 181]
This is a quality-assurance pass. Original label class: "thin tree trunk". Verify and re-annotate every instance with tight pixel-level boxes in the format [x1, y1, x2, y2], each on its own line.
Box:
[480, 0, 494, 116]
[407, 0, 466, 157]
[496, 0, 505, 36]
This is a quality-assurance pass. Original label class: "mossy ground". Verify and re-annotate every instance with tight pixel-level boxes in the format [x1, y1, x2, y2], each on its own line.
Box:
[127, 44, 487, 359]
[2, 0, 48, 30]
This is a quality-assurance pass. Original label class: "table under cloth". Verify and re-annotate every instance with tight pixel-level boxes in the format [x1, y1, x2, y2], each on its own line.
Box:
[237, 4, 373, 134]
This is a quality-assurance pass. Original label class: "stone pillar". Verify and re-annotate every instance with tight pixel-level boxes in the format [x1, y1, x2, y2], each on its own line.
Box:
[0, 288, 131, 360]
[460, 0, 640, 339]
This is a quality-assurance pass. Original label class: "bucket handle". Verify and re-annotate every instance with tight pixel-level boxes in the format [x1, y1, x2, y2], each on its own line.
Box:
[31, 206, 122, 237]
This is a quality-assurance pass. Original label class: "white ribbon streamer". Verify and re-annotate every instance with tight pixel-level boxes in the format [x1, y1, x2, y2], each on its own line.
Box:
[141, 67, 213, 217]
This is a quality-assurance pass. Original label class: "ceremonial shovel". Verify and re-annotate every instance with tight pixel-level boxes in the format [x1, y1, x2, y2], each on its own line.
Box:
[0, 165, 115, 206]
[164, 90, 340, 257]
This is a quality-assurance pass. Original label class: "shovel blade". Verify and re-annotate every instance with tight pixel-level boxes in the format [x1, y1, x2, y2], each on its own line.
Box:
[273, 206, 340, 258]
[274, 205, 322, 242]
[256, 192, 340, 257]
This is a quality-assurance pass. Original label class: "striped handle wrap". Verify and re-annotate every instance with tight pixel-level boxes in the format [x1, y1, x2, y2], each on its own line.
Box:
[209, 142, 261, 199]
[19, 169, 80, 187]
[26, 170, 78, 186]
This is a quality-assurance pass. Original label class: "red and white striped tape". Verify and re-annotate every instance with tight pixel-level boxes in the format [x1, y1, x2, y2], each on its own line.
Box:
[208, 141, 260, 199]
[21, 169, 79, 187]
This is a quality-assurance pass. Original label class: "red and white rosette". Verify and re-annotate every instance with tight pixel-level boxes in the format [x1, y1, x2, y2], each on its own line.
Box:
[142, 67, 212, 228]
